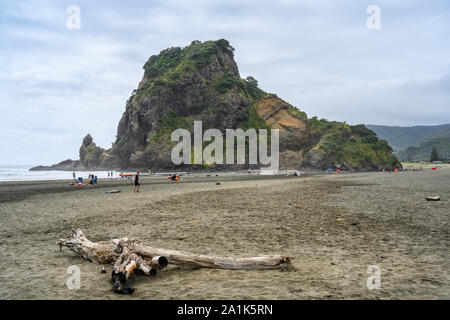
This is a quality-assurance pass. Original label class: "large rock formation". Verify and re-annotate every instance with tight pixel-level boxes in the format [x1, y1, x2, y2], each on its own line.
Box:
[32, 39, 400, 171]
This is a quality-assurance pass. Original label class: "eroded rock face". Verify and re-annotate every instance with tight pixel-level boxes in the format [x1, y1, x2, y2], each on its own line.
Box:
[303, 146, 326, 168]
[256, 97, 309, 169]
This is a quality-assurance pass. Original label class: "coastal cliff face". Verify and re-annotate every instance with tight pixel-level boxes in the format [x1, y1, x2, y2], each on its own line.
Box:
[255, 96, 308, 168]
[32, 39, 400, 171]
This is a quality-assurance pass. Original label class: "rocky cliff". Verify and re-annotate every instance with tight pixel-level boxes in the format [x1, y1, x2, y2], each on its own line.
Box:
[32, 39, 400, 171]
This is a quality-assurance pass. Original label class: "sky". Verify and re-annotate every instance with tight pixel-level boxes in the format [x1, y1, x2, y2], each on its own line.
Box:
[0, 0, 449, 165]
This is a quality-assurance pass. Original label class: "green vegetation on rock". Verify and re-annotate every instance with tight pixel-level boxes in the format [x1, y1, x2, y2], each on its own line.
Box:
[303, 118, 400, 169]
[215, 72, 245, 93]
[151, 110, 194, 143]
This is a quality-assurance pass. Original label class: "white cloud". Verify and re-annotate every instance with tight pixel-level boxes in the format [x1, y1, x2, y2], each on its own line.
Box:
[0, 0, 449, 165]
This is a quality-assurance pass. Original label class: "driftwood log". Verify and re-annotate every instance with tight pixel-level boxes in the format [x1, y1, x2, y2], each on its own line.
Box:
[58, 228, 291, 294]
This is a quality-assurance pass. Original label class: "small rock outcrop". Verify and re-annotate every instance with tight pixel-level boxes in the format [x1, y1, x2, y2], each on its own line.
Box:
[29, 159, 82, 171]
[78, 134, 108, 169]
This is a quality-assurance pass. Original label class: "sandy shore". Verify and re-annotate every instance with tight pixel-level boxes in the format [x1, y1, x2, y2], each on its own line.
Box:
[0, 170, 448, 299]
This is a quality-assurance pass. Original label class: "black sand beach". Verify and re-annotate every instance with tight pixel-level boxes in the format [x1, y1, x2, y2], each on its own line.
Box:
[0, 170, 448, 299]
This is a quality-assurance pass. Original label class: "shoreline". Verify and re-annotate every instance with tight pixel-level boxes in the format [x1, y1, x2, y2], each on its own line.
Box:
[0, 173, 318, 204]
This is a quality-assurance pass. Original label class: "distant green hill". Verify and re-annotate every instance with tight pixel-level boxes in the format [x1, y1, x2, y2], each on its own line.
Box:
[397, 137, 450, 161]
[366, 124, 450, 152]
[428, 127, 450, 140]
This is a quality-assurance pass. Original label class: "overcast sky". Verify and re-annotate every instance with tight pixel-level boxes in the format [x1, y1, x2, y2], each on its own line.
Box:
[1, 0, 449, 165]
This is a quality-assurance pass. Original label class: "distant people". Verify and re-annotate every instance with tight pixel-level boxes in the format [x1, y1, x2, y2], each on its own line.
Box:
[133, 170, 141, 193]
[72, 171, 76, 181]
[168, 173, 181, 182]
[88, 174, 96, 184]
[108, 171, 110, 178]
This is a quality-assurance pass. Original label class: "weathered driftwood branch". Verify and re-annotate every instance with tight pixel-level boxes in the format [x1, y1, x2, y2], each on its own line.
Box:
[58, 229, 291, 269]
[58, 228, 291, 294]
[111, 240, 168, 294]
[131, 244, 290, 269]
[58, 228, 118, 264]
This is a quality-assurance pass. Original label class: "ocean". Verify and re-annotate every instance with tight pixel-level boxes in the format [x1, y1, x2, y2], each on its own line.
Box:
[0, 165, 116, 182]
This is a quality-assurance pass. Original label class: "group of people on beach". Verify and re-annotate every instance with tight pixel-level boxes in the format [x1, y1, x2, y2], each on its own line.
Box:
[168, 173, 181, 182]
[70, 170, 141, 192]
[71, 171, 97, 184]
[88, 174, 97, 184]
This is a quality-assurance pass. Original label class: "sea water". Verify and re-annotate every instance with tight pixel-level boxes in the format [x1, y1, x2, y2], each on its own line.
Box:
[0, 165, 115, 182]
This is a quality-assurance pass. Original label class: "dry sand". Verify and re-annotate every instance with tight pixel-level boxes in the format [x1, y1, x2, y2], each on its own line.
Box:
[0, 170, 448, 299]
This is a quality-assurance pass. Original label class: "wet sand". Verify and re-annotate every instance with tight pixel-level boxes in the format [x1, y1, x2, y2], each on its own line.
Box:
[0, 170, 448, 299]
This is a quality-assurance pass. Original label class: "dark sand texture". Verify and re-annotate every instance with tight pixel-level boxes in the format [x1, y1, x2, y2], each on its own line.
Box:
[0, 170, 448, 299]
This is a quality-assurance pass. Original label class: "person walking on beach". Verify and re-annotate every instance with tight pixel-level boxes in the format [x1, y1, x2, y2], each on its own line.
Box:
[72, 171, 76, 181]
[133, 170, 141, 193]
